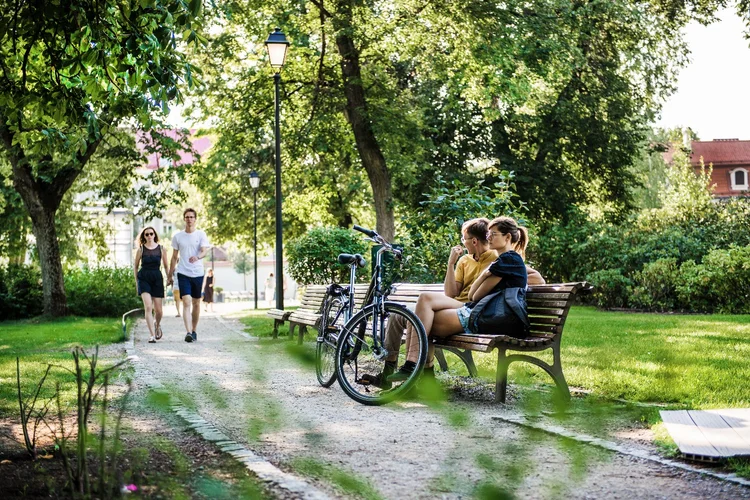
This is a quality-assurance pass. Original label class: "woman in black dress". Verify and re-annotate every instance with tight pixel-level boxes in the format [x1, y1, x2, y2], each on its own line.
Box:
[134, 227, 169, 343]
[202, 268, 215, 312]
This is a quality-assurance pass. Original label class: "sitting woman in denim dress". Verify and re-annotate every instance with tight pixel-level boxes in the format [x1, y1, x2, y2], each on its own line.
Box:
[389, 216, 529, 381]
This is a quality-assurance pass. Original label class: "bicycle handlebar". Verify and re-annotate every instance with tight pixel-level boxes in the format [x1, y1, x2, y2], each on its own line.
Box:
[353, 225, 377, 238]
[352, 225, 402, 260]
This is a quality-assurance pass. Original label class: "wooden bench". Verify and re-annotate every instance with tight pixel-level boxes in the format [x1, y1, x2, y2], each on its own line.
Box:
[388, 281, 590, 403]
[287, 285, 369, 344]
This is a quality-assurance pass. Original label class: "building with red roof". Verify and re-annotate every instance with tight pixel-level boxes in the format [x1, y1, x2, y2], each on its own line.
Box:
[690, 139, 750, 197]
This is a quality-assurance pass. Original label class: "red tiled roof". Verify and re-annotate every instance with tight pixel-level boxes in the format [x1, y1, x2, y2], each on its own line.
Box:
[137, 129, 213, 170]
[690, 139, 750, 166]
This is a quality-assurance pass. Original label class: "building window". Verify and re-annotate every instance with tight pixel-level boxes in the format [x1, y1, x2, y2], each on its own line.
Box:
[730, 168, 749, 191]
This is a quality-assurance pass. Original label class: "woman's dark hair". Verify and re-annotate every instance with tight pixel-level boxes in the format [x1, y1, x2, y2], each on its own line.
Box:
[462, 218, 490, 244]
[138, 226, 159, 245]
[488, 216, 528, 258]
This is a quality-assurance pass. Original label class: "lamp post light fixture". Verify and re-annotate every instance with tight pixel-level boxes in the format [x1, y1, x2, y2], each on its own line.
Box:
[265, 27, 289, 310]
[249, 170, 260, 310]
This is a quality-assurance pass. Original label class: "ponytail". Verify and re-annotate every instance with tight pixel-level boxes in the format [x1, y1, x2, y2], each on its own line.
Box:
[488, 216, 529, 259]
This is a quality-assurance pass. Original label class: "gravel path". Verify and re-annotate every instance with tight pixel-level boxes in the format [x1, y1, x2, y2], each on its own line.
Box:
[131, 312, 750, 499]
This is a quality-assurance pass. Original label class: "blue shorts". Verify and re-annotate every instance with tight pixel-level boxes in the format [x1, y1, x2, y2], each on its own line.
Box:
[456, 305, 473, 334]
[177, 273, 204, 299]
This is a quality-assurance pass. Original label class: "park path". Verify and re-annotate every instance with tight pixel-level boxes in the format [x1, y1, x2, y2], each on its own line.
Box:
[130, 310, 750, 499]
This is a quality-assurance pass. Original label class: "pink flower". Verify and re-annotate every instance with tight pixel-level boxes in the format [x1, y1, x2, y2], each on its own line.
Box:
[126, 484, 138, 492]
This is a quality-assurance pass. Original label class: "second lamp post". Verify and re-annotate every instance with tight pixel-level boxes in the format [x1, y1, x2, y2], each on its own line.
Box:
[265, 27, 289, 310]
[249, 170, 260, 310]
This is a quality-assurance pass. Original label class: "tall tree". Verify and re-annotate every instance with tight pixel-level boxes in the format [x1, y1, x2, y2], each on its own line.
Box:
[191, 0, 746, 242]
[0, 0, 202, 315]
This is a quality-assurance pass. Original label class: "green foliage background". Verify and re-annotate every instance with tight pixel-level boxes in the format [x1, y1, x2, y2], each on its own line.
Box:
[287, 227, 368, 286]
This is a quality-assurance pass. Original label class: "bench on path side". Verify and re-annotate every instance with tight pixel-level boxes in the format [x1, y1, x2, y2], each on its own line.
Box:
[389, 281, 590, 403]
[288, 285, 369, 344]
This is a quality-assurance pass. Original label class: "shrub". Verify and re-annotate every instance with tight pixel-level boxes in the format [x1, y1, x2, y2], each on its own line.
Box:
[287, 226, 369, 285]
[674, 260, 713, 313]
[631, 258, 679, 311]
[699, 245, 750, 314]
[0, 265, 44, 320]
[65, 266, 141, 317]
[586, 269, 632, 309]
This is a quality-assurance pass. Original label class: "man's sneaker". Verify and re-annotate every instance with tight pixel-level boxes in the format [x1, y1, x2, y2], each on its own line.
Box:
[357, 362, 396, 389]
[386, 360, 416, 382]
[184, 332, 193, 343]
[191, 331, 197, 342]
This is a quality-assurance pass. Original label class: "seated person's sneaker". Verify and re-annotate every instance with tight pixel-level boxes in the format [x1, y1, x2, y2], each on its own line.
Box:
[357, 362, 396, 389]
[386, 360, 417, 382]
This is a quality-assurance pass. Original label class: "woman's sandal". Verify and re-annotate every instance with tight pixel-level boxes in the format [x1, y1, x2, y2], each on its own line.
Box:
[155, 325, 163, 340]
[148, 336, 156, 344]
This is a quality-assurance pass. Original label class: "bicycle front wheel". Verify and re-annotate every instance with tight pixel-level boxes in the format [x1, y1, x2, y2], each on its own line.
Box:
[335, 302, 427, 405]
[316, 295, 345, 387]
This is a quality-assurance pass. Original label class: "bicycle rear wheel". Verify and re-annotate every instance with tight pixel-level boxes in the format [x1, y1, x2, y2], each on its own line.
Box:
[335, 302, 427, 405]
[316, 295, 345, 387]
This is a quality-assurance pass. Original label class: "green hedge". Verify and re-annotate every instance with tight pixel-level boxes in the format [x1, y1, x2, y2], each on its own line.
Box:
[65, 266, 142, 317]
[287, 226, 369, 286]
[585, 245, 750, 313]
[0, 265, 44, 320]
[0, 265, 142, 319]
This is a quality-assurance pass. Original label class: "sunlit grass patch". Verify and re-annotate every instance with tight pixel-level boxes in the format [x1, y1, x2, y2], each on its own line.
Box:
[0, 317, 123, 415]
[461, 306, 750, 408]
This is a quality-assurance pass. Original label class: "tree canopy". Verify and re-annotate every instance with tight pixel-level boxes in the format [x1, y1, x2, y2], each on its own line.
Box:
[0, 0, 203, 315]
[188, 0, 748, 247]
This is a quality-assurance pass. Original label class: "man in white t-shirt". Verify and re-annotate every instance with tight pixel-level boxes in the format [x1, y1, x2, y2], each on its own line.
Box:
[167, 208, 211, 343]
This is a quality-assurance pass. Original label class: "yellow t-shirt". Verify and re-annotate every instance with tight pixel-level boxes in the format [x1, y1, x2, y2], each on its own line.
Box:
[454, 249, 498, 302]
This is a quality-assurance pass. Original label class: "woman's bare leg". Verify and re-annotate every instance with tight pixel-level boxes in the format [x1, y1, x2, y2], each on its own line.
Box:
[141, 293, 155, 339]
[153, 298, 163, 332]
[405, 293, 464, 363]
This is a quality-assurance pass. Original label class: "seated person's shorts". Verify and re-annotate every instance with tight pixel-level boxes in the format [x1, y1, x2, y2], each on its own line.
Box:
[456, 305, 473, 334]
[177, 273, 204, 299]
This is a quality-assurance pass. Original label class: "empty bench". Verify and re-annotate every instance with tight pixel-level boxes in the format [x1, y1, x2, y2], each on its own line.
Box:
[288, 285, 368, 344]
[389, 281, 590, 403]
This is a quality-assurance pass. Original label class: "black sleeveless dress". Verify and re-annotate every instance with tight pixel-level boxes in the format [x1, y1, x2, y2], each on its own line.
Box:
[137, 245, 165, 298]
[203, 276, 214, 303]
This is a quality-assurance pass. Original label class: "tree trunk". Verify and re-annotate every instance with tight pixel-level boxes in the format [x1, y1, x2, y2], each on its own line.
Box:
[332, 1, 395, 240]
[2, 121, 101, 317]
[12, 166, 72, 316]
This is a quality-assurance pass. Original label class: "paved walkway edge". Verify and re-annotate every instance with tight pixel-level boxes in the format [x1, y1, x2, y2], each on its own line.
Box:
[493, 414, 750, 488]
[125, 317, 332, 500]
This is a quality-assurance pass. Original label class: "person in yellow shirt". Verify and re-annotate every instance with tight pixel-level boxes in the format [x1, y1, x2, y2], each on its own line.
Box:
[363, 218, 544, 388]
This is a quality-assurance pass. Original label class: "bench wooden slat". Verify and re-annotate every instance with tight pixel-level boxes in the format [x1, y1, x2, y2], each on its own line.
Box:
[526, 299, 569, 308]
[527, 307, 566, 316]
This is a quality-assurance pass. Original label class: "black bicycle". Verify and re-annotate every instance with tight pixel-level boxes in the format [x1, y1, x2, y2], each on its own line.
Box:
[317, 225, 428, 405]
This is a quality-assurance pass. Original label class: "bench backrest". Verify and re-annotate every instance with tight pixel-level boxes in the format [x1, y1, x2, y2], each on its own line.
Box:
[526, 282, 587, 341]
[298, 284, 370, 313]
[390, 282, 588, 341]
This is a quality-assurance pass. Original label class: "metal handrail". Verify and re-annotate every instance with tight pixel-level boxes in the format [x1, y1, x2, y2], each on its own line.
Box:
[121, 308, 144, 339]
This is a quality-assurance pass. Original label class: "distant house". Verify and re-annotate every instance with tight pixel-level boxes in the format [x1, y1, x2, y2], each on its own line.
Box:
[689, 139, 750, 198]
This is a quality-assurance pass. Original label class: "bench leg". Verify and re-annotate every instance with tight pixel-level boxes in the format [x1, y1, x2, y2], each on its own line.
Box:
[434, 348, 449, 372]
[289, 323, 297, 341]
[439, 347, 478, 377]
[496, 348, 571, 403]
[273, 319, 280, 339]
[298, 325, 307, 345]
[496, 348, 510, 403]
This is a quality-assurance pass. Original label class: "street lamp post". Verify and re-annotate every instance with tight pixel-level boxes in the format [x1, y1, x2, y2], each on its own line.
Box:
[265, 27, 290, 310]
[249, 170, 260, 310]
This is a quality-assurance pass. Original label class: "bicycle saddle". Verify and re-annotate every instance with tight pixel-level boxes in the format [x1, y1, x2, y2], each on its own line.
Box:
[338, 253, 366, 268]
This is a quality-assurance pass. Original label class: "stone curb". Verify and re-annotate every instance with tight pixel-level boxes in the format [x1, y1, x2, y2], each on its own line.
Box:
[493, 414, 750, 488]
[126, 316, 332, 500]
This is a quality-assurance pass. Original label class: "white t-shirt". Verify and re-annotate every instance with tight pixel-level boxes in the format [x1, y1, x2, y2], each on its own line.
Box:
[172, 230, 211, 278]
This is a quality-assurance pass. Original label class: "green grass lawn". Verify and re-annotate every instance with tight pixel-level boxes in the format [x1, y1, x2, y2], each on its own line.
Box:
[0, 316, 125, 415]
[465, 306, 750, 408]
[243, 305, 750, 408]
